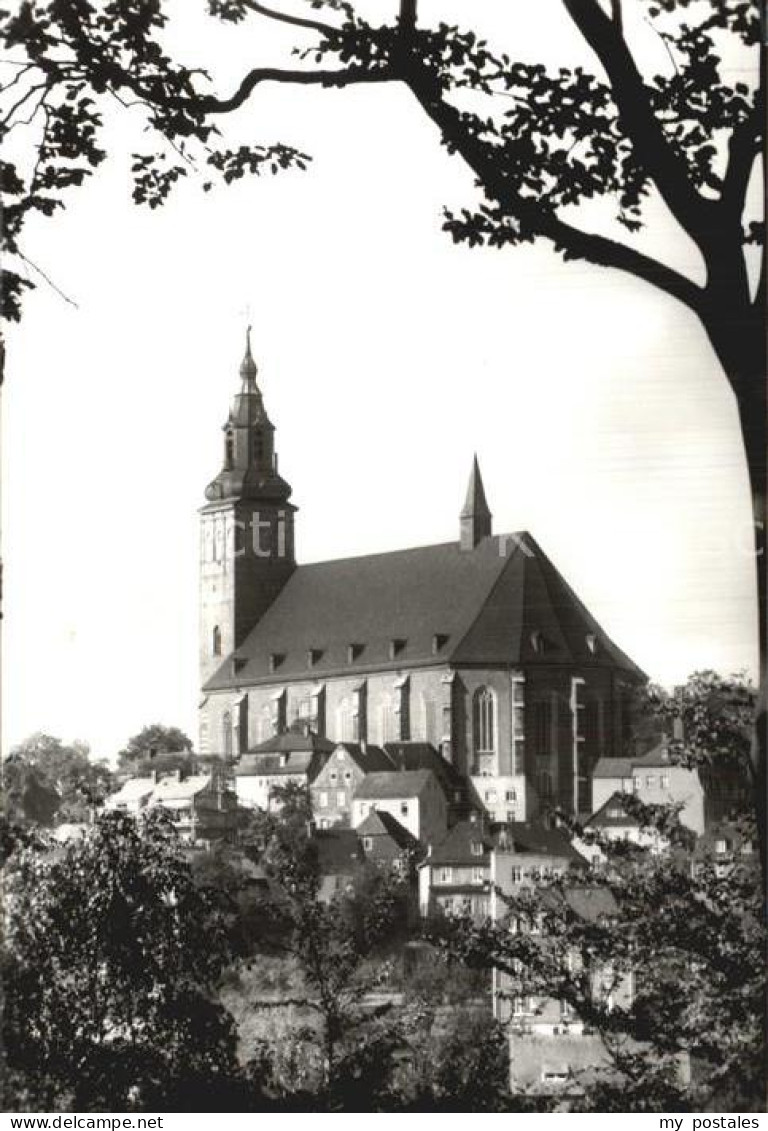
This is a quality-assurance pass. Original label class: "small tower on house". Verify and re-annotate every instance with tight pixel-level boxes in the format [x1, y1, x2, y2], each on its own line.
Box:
[199, 330, 297, 687]
[460, 454, 492, 550]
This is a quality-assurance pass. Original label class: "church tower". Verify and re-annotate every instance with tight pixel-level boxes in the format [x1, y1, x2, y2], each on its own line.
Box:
[460, 454, 492, 550]
[199, 331, 297, 687]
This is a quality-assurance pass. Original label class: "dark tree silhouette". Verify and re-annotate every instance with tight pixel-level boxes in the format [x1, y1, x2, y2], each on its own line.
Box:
[2, 0, 764, 845]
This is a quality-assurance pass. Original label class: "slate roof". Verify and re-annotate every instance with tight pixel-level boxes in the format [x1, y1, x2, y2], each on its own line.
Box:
[151, 774, 213, 802]
[593, 743, 676, 780]
[330, 743, 393, 773]
[428, 819, 494, 865]
[355, 809, 419, 850]
[592, 758, 635, 779]
[104, 777, 156, 806]
[236, 732, 334, 779]
[383, 742, 466, 791]
[204, 533, 644, 690]
[586, 792, 640, 829]
[495, 821, 586, 864]
[249, 732, 335, 755]
[354, 769, 435, 801]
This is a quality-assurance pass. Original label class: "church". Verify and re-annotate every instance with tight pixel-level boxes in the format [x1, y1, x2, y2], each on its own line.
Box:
[198, 336, 645, 820]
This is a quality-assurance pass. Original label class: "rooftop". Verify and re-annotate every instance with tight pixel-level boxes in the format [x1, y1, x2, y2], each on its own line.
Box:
[204, 533, 644, 690]
[354, 769, 436, 801]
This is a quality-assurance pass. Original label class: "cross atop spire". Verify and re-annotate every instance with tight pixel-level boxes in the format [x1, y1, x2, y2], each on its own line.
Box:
[239, 324, 258, 383]
[460, 454, 492, 550]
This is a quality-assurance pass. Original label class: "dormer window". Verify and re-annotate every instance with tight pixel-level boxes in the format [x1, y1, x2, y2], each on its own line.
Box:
[389, 638, 407, 660]
[307, 648, 323, 668]
[586, 633, 598, 654]
[347, 643, 364, 663]
[269, 652, 285, 673]
[432, 633, 449, 654]
[471, 841, 483, 856]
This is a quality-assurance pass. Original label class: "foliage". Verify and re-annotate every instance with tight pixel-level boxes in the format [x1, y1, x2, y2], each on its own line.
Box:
[116, 723, 194, 775]
[643, 670, 756, 818]
[439, 805, 765, 1111]
[2, 808, 246, 1111]
[3, 732, 115, 824]
[238, 782, 418, 1107]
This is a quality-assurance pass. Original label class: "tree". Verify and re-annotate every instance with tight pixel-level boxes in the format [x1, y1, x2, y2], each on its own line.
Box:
[117, 723, 194, 774]
[240, 782, 416, 1108]
[3, 732, 115, 824]
[440, 795, 764, 1111]
[2, 808, 247, 1111]
[2, 0, 764, 846]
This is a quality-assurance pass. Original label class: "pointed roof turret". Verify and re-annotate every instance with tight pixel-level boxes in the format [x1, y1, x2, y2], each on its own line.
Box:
[460, 454, 492, 550]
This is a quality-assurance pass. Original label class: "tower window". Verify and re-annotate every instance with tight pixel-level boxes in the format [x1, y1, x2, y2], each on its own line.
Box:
[212, 626, 222, 656]
[252, 433, 265, 464]
[225, 431, 234, 467]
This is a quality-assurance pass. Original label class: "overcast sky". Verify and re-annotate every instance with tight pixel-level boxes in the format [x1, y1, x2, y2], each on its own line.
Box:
[2, 1, 760, 760]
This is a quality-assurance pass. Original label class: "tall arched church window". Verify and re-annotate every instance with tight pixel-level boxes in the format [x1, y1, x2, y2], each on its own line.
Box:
[212, 625, 222, 656]
[538, 769, 553, 799]
[473, 687, 496, 755]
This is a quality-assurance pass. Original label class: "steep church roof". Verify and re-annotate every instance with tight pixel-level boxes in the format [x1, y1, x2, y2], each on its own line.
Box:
[204, 532, 644, 690]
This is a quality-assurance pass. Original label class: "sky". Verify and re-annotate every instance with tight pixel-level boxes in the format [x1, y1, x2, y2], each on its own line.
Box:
[1, 0, 761, 761]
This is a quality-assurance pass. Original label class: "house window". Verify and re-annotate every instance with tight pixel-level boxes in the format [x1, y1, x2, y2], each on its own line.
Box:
[510, 866, 522, 883]
[400, 802, 409, 817]
[661, 774, 670, 789]
[471, 841, 483, 856]
[646, 775, 655, 788]
[633, 776, 641, 790]
[473, 687, 496, 760]
[505, 789, 516, 802]
[319, 791, 329, 808]
[485, 790, 497, 803]
[212, 625, 222, 656]
[472, 867, 484, 884]
[363, 836, 373, 851]
[506, 810, 515, 823]
[337, 791, 346, 808]
[438, 867, 453, 884]
[715, 838, 728, 854]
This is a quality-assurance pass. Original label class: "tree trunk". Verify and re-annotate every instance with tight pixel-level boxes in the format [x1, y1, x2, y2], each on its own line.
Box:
[701, 298, 766, 877]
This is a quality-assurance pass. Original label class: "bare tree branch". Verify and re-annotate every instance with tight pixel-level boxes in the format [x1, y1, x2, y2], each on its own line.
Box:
[242, 1, 337, 36]
[198, 64, 395, 115]
[542, 214, 703, 312]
